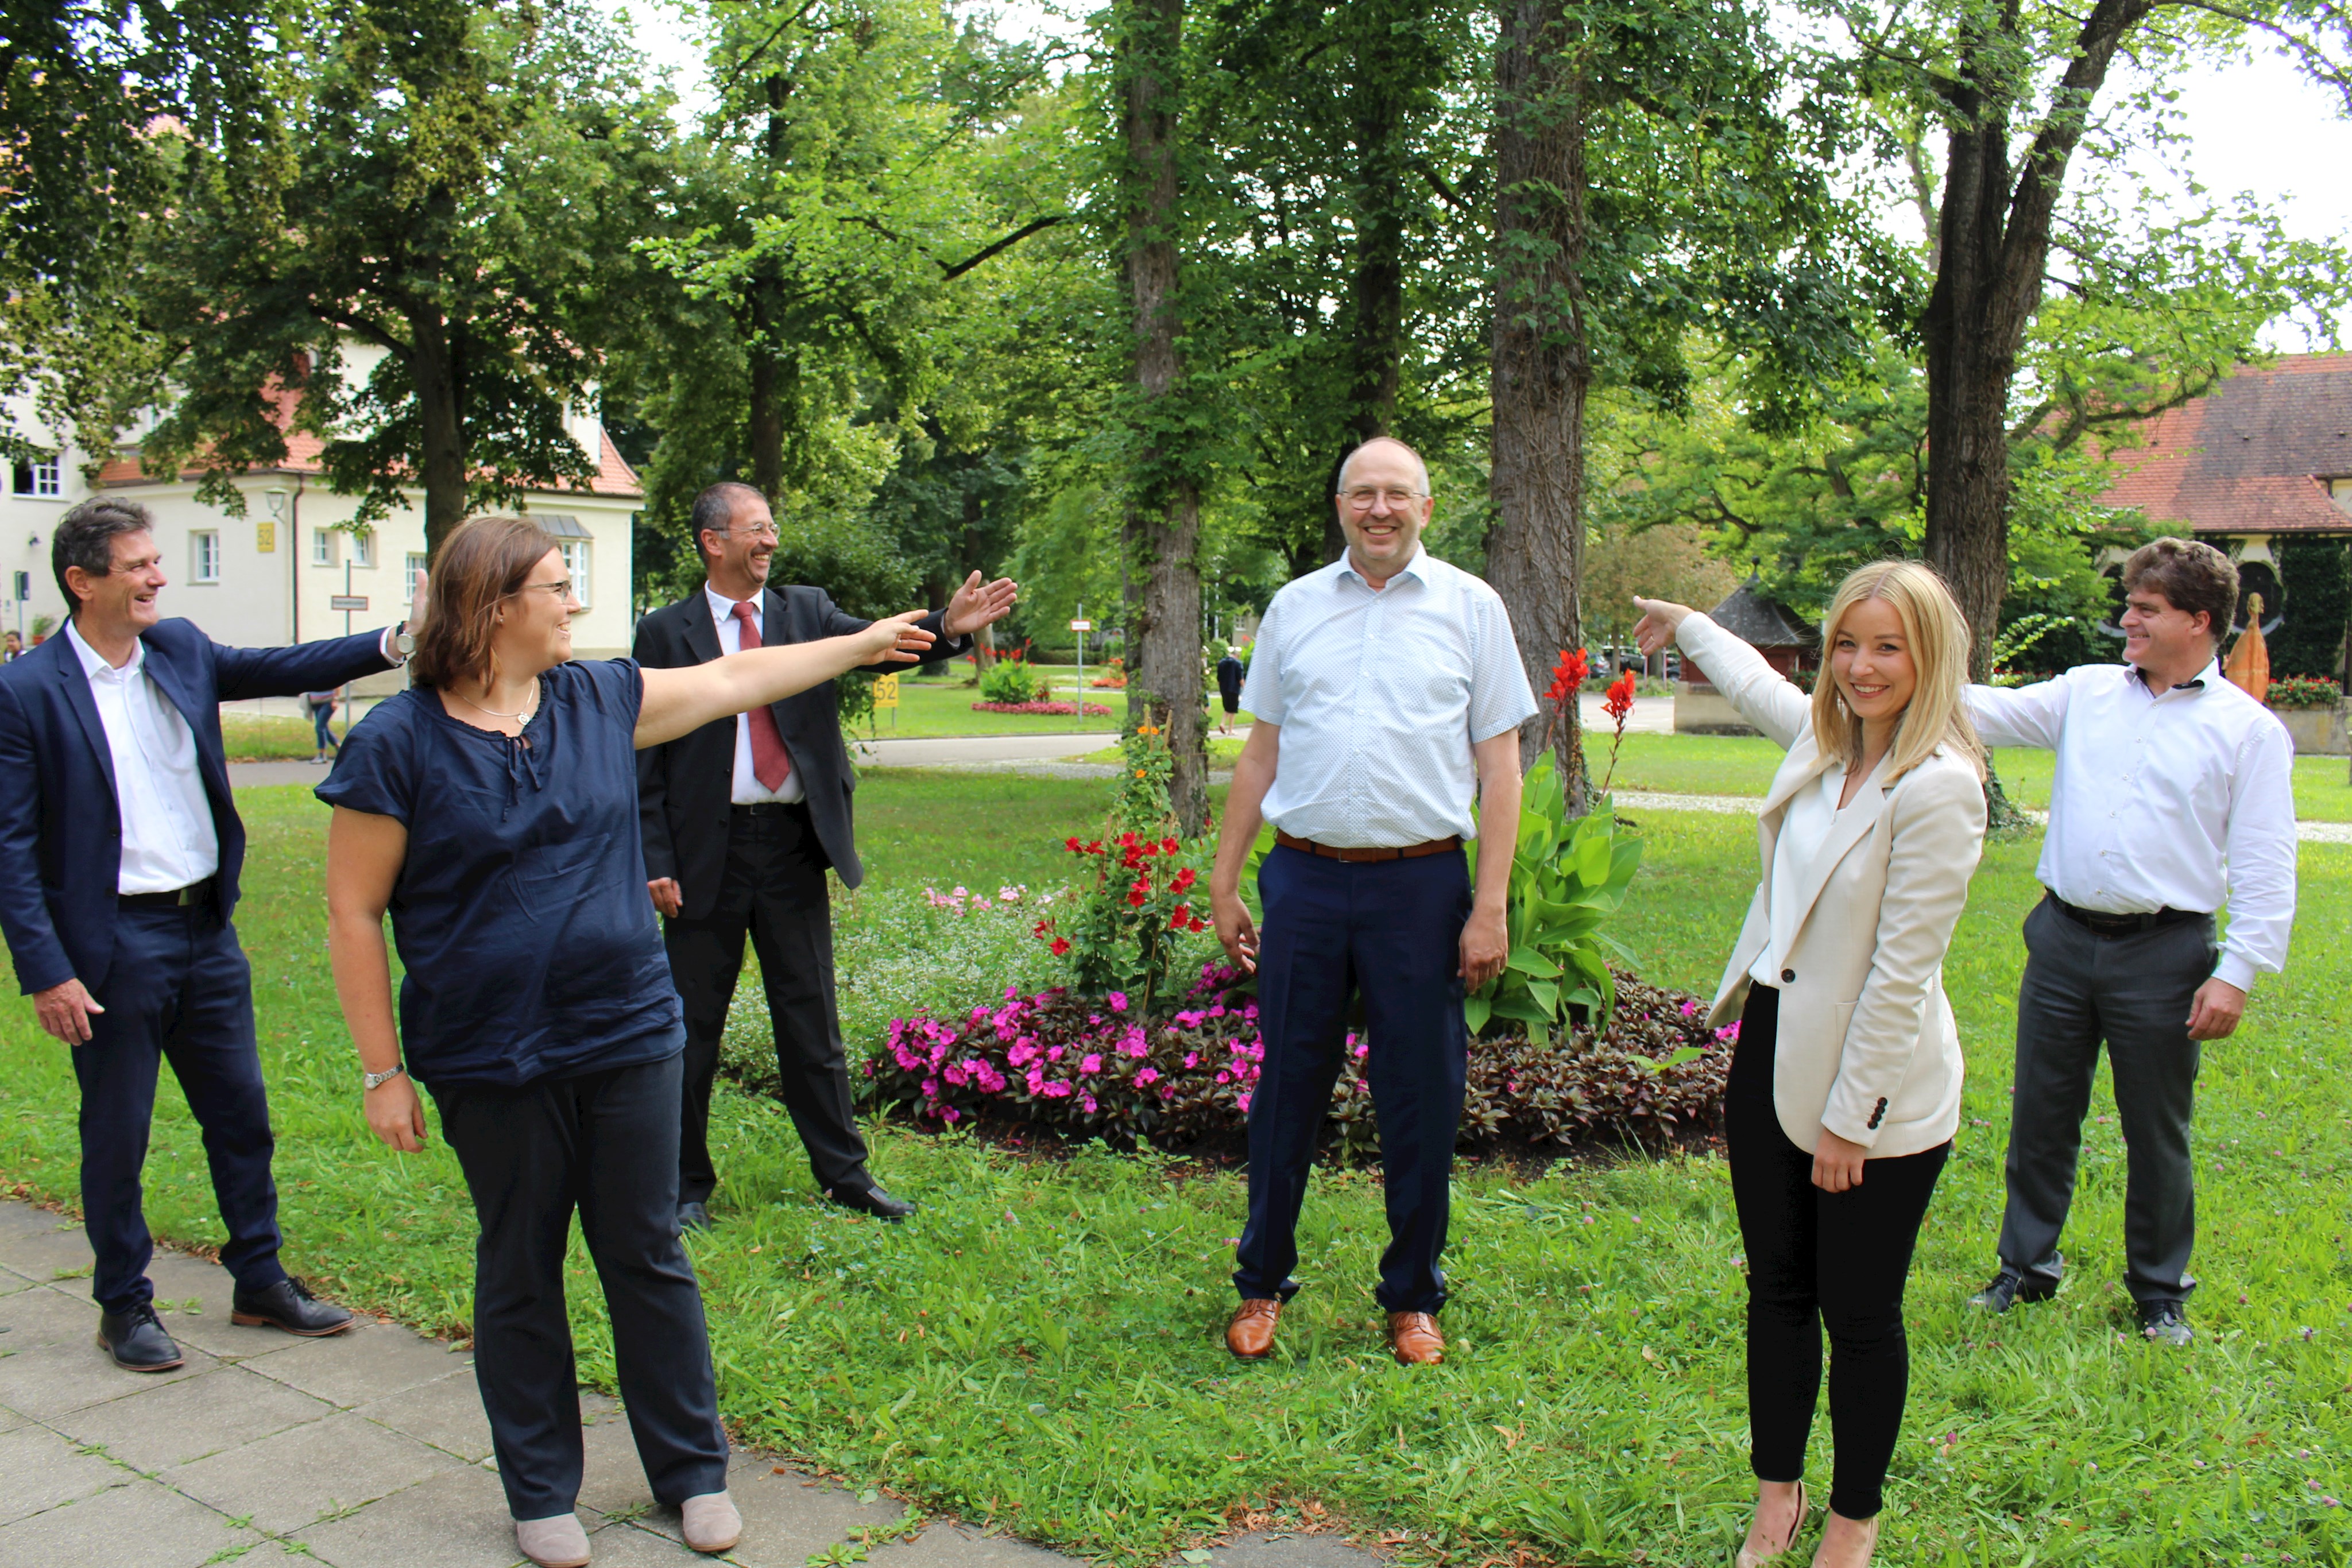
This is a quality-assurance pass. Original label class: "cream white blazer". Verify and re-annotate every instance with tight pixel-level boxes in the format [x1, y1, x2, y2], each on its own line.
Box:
[1679, 614, 1987, 1158]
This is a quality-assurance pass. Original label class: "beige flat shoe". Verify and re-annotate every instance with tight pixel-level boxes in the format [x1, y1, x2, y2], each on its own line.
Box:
[1809, 1509, 1878, 1568]
[515, 1512, 591, 1568]
[682, 1490, 742, 1554]
[1735, 1481, 1806, 1568]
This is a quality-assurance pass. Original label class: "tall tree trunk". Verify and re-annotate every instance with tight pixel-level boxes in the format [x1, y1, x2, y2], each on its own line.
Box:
[748, 70, 792, 503]
[1921, 0, 2149, 680]
[1118, 0, 1206, 834]
[411, 304, 467, 559]
[1486, 0, 1590, 807]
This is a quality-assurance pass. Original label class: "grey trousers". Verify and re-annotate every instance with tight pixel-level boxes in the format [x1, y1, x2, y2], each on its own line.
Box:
[1997, 895, 2214, 1306]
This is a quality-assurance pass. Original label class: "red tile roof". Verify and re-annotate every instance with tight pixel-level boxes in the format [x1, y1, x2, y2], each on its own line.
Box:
[96, 380, 642, 500]
[2097, 352, 2352, 535]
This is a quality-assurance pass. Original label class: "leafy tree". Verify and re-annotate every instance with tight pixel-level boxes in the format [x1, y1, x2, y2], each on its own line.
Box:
[134, 0, 682, 554]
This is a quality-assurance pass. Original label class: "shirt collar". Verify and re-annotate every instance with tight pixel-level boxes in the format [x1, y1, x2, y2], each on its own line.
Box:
[1334, 543, 1429, 589]
[705, 582, 760, 620]
[2132, 657, 2219, 695]
[64, 617, 141, 681]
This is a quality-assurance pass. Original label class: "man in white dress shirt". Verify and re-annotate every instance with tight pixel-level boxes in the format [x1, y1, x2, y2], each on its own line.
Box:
[1208, 437, 1536, 1368]
[0, 498, 405, 1370]
[1962, 537, 2297, 1345]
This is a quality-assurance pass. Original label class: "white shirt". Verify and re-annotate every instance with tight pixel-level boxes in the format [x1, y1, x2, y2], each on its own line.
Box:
[66, 620, 221, 894]
[1239, 546, 1537, 848]
[704, 584, 804, 806]
[1964, 661, 2297, 992]
[1748, 761, 1851, 988]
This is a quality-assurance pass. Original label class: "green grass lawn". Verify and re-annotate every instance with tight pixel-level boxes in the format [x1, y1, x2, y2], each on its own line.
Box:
[852, 677, 1133, 740]
[2, 776, 2349, 1565]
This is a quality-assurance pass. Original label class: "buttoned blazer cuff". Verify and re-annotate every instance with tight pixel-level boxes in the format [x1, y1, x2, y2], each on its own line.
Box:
[2211, 950, 2259, 993]
[1818, 1086, 1886, 1148]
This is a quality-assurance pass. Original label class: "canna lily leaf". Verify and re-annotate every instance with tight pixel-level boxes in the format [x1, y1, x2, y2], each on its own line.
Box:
[1506, 946, 1562, 977]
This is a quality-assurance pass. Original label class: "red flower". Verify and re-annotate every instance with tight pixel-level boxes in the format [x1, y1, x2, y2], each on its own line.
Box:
[1063, 836, 1082, 853]
[1544, 648, 1591, 705]
[1171, 866, 1197, 894]
[1604, 668, 1638, 723]
[1160, 837, 1179, 855]
[1050, 937, 1071, 957]
[1169, 903, 1192, 930]
[1127, 879, 1150, 907]
[1085, 840, 1103, 855]
[1031, 917, 1053, 938]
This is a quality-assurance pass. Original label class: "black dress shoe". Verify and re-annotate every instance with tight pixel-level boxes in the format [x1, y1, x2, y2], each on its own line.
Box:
[2138, 1301, 2194, 1346]
[827, 1186, 917, 1222]
[97, 1304, 185, 1372]
[678, 1200, 712, 1233]
[1967, 1268, 2057, 1314]
[231, 1277, 355, 1337]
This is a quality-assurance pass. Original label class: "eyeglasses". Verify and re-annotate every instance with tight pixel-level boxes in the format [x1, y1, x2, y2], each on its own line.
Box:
[1337, 487, 1428, 510]
[516, 578, 579, 601]
[722, 522, 782, 540]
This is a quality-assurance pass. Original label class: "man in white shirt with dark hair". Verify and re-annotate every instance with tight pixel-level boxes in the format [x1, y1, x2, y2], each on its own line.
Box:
[1208, 436, 1536, 1368]
[1962, 537, 2297, 1346]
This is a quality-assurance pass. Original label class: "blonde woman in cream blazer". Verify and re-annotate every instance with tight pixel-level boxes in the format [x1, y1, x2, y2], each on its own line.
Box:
[1633, 562, 1986, 1568]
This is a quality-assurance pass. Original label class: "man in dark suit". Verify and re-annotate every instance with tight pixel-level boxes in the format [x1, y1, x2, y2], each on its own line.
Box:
[0, 497, 407, 1370]
[636, 482, 1016, 1229]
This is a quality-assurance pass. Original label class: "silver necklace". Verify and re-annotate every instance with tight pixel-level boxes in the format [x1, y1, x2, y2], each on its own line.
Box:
[451, 677, 540, 723]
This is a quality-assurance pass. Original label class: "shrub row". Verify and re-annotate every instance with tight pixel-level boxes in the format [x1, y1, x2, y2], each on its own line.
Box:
[862, 965, 1731, 1157]
[970, 700, 1115, 717]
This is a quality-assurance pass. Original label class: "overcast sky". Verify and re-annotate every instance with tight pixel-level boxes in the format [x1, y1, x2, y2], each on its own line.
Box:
[594, 2, 2352, 349]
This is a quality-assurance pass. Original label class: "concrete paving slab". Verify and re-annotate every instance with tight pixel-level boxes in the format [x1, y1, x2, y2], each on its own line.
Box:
[55, 1360, 338, 1473]
[0, 1404, 26, 1434]
[357, 1365, 495, 1462]
[0, 1263, 43, 1297]
[624, 1451, 903, 1566]
[574, 1400, 660, 1516]
[0, 1422, 131, 1526]
[138, 1250, 319, 1363]
[163, 1408, 464, 1535]
[0, 1473, 260, 1568]
[244, 1319, 469, 1409]
[0, 1284, 223, 1419]
[583, 1519, 742, 1566]
[292, 1464, 528, 1568]
[0, 1212, 96, 1281]
[1185, 1531, 1387, 1568]
[870, 1520, 1078, 1568]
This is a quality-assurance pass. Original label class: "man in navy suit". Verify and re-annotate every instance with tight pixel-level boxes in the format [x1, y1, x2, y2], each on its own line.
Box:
[0, 497, 404, 1370]
[635, 482, 1016, 1229]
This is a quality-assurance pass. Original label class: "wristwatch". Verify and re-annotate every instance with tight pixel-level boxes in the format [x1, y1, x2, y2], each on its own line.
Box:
[390, 620, 415, 658]
[363, 1063, 406, 1091]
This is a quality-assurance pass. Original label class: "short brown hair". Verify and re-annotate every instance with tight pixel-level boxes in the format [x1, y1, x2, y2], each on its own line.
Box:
[53, 497, 156, 603]
[2122, 537, 2238, 644]
[408, 516, 560, 690]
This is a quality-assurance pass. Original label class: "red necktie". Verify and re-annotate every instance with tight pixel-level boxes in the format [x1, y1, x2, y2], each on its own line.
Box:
[730, 599, 794, 790]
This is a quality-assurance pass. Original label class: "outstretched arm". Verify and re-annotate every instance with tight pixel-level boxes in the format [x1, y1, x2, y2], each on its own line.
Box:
[1635, 597, 1810, 750]
[634, 612, 933, 749]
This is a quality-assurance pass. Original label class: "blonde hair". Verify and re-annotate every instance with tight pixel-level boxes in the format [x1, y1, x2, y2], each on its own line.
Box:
[1808, 560, 1986, 784]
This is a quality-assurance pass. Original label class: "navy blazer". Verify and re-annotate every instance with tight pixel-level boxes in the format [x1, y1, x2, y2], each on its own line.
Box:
[0, 619, 393, 994]
[634, 586, 966, 912]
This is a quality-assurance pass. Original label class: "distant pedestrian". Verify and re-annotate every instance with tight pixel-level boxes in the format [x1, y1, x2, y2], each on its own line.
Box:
[1207, 435, 1535, 1370]
[1960, 537, 2296, 1347]
[1215, 648, 1244, 735]
[321, 513, 935, 1568]
[0, 496, 403, 1375]
[2, 629, 21, 662]
[303, 686, 344, 762]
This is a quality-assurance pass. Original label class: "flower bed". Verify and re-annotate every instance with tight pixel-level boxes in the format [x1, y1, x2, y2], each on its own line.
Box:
[865, 963, 1731, 1156]
[971, 700, 1115, 717]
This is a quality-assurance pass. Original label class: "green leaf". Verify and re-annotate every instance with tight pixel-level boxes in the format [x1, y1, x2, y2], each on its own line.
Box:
[1505, 946, 1562, 977]
[1525, 977, 1560, 1016]
[1491, 995, 1556, 1027]
[1463, 994, 1492, 1034]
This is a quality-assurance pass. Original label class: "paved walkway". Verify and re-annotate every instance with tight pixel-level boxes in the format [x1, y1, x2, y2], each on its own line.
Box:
[0, 1200, 1379, 1568]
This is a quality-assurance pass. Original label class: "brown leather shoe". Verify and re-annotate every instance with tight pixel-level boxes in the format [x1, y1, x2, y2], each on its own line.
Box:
[1387, 1310, 1445, 1365]
[1226, 1298, 1281, 1358]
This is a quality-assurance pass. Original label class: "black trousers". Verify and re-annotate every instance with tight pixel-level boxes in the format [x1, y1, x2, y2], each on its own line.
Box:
[1728, 985, 1948, 1521]
[1998, 895, 2212, 1305]
[1235, 846, 1469, 1314]
[434, 1052, 729, 1520]
[662, 804, 871, 1205]
[74, 903, 287, 1315]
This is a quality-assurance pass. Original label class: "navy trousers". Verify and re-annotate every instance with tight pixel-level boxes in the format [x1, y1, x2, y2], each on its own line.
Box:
[434, 1051, 729, 1520]
[72, 904, 287, 1315]
[1234, 845, 1471, 1314]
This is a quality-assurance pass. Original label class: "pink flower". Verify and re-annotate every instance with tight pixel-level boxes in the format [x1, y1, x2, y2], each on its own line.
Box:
[1041, 1081, 1073, 1098]
[1679, 1000, 1700, 1018]
[1236, 1091, 1252, 1113]
[1135, 1067, 1160, 1086]
[1715, 1022, 1742, 1044]
[1184, 1052, 1199, 1068]
[941, 1105, 961, 1123]
[1047, 1045, 1065, 1063]
[1109, 992, 1129, 1012]
[1080, 1093, 1098, 1114]
[920, 1078, 940, 1099]
[1216, 1069, 1232, 1085]
[1081, 1054, 1103, 1074]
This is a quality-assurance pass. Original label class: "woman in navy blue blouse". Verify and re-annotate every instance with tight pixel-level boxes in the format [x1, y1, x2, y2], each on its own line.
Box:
[320, 514, 929, 1568]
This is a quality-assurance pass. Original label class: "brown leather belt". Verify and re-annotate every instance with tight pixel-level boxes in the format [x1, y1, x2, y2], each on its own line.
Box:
[1274, 831, 1460, 864]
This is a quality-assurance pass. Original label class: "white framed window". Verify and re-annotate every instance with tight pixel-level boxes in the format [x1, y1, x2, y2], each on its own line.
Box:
[558, 540, 591, 607]
[405, 553, 428, 605]
[351, 529, 376, 568]
[311, 527, 335, 566]
[191, 531, 221, 583]
[11, 457, 60, 497]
